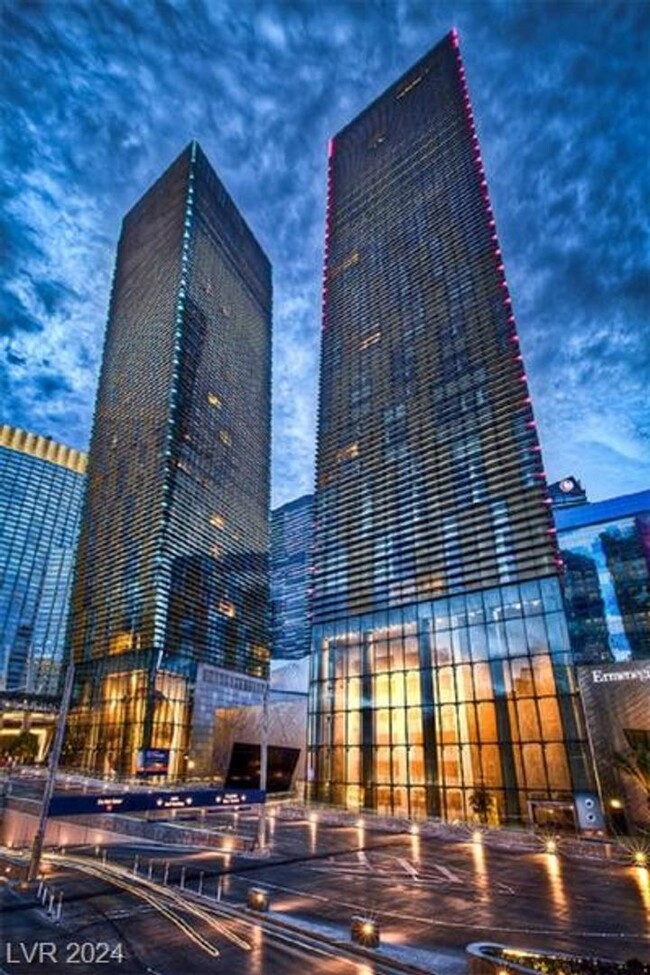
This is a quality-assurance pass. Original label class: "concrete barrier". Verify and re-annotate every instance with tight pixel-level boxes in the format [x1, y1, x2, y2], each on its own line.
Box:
[0, 797, 253, 852]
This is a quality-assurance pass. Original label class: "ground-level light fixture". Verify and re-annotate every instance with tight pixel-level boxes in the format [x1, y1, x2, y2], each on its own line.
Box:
[634, 851, 648, 868]
[609, 799, 623, 809]
[351, 915, 380, 948]
[545, 839, 557, 854]
[247, 887, 270, 912]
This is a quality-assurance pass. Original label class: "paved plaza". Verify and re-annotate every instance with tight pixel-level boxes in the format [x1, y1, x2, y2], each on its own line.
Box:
[2, 804, 649, 974]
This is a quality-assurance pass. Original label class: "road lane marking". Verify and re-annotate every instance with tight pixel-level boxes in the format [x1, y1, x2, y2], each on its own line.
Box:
[430, 862, 462, 883]
[397, 858, 419, 879]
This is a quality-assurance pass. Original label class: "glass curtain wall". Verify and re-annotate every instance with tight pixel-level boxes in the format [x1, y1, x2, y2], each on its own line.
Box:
[310, 577, 590, 822]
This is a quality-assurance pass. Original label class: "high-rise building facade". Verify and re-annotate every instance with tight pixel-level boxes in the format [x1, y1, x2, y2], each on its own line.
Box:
[0, 425, 86, 695]
[270, 494, 313, 659]
[66, 142, 272, 778]
[555, 490, 650, 664]
[308, 31, 596, 826]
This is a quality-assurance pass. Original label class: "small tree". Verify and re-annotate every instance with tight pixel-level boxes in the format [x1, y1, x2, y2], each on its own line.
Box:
[468, 783, 495, 824]
[612, 742, 650, 811]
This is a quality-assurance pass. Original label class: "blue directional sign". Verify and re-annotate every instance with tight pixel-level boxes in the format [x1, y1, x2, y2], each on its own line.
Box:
[48, 787, 265, 817]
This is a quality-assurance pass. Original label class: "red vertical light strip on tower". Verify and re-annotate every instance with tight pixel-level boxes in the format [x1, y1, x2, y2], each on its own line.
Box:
[321, 138, 336, 331]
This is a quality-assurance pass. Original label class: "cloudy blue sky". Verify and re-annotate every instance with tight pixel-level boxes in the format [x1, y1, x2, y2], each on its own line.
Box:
[1, 0, 649, 506]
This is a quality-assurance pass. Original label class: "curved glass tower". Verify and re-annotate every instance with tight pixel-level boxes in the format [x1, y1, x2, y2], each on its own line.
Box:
[0, 425, 86, 695]
[308, 31, 594, 825]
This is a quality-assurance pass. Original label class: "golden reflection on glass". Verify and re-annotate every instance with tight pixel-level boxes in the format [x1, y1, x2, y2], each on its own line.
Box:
[544, 853, 568, 917]
[632, 867, 650, 922]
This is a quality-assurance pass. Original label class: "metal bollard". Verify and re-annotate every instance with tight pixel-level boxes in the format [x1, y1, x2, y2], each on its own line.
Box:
[163, 861, 169, 886]
[148, 860, 153, 881]
[37, 879, 44, 899]
[47, 891, 55, 916]
[55, 892, 63, 923]
[133, 855, 139, 876]
[180, 866, 186, 890]
[102, 850, 107, 866]
[216, 877, 222, 902]
[198, 871, 204, 896]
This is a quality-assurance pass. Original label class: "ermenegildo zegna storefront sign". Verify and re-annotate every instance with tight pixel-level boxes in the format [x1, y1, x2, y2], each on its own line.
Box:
[590, 665, 650, 684]
[577, 659, 650, 826]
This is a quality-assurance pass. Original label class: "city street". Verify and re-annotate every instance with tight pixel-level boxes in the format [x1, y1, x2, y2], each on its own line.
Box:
[2, 808, 649, 974]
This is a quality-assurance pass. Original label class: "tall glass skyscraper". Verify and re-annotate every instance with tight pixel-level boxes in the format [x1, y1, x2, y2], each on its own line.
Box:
[270, 494, 313, 659]
[0, 425, 86, 695]
[66, 142, 272, 778]
[308, 31, 595, 825]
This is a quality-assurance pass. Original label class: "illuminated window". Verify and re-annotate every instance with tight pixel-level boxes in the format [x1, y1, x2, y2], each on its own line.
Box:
[396, 69, 428, 99]
[207, 392, 222, 408]
[336, 443, 359, 464]
[359, 331, 381, 351]
[210, 513, 225, 529]
[219, 430, 232, 446]
[108, 631, 137, 655]
[328, 250, 360, 280]
[217, 599, 236, 618]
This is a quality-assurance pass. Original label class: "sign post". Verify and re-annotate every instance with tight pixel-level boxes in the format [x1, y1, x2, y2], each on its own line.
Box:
[256, 682, 269, 851]
[28, 662, 75, 882]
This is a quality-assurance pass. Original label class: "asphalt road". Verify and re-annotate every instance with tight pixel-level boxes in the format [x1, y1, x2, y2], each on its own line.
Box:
[1, 865, 391, 975]
[2, 804, 649, 974]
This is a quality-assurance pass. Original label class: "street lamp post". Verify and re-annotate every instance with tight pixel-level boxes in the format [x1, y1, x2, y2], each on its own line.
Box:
[27, 661, 75, 882]
[256, 681, 269, 851]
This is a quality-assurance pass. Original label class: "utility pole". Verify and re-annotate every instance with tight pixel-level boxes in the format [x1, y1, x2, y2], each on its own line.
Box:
[28, 661, 75, 881]
[256, 680, 269, 851]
